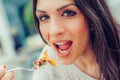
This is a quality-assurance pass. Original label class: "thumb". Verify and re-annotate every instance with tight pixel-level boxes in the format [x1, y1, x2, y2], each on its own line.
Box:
[0, 65, 6, 78]
[1, 71, 14, 80]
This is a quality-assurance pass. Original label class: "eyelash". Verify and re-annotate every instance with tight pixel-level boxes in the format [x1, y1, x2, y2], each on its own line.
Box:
[62, 10, 76, 17]
[39, 15, 49, 22]
[38, 10, 76, 22]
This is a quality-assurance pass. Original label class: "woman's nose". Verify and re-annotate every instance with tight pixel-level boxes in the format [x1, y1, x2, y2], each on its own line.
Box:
[49, 19, 65, 37]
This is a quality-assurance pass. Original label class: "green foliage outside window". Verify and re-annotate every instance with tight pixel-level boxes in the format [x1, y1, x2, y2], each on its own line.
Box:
[24, 1, 34, 28]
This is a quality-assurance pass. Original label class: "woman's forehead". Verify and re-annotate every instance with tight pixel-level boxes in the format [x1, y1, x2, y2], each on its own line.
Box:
[36, 0, 74, 10]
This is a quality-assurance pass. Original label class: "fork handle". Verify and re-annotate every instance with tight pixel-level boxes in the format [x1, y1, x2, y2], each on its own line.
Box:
[6, 68, 34, 72]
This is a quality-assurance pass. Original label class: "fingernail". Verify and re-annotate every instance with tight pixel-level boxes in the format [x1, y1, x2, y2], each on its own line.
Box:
[3, 65, 6, 69]
[2, 65, 6, 69]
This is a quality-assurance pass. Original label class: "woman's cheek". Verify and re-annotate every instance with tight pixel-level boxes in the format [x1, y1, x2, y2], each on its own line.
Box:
[40, 27, 49, 43]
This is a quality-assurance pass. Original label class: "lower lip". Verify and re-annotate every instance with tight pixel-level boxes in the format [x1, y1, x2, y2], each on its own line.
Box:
[55, 45, 72, 57]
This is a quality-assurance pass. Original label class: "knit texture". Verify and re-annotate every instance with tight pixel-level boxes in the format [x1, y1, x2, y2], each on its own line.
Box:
[32, 45, 96, 80]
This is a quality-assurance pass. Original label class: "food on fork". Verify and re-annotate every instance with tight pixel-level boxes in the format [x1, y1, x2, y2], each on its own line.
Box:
[33, 50, 58, 69]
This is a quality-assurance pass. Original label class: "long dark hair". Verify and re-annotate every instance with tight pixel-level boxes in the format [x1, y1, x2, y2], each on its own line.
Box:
[33, 0, 120, 80]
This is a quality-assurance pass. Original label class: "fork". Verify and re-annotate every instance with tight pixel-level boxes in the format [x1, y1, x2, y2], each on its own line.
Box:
[6, 67, 34, 72]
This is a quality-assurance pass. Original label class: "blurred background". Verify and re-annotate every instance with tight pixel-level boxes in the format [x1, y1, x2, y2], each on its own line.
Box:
[0, 0, 45, 79]
[0, 0, 120, 80]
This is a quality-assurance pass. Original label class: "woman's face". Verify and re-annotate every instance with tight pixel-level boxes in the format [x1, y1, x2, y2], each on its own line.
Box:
[36, 0, 92, 64]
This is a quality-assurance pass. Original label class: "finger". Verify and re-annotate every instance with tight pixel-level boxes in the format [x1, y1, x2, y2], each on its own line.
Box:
[12, 78, 15, 80]
[0, 65, 6, 78]
[1, 71, 14, 80]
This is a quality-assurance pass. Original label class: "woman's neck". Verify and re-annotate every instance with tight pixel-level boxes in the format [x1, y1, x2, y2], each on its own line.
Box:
[74, 47, 100, 79]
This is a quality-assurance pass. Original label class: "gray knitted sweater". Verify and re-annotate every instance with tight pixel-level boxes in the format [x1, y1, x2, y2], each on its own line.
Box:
[32, 45, 97, 80]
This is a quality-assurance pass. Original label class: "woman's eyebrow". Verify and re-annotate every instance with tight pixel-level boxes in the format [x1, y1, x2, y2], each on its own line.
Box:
[35, 3, 75, 13]
[57, 3, 75, 11]
[36, 10, 47, 13]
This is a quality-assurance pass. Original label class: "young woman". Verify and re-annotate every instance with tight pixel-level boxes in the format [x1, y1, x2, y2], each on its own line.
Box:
[0, 0, 120, 80]
[32, 0, 120, 80]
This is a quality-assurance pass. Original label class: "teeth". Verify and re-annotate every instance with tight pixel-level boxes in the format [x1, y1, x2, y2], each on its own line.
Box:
[55, 42, 67, 45]
[59, 49, 68, 53]
[54, 41, 72, 54]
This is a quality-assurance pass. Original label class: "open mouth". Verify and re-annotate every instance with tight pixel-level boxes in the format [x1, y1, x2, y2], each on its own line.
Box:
[54, 40, 72, 56]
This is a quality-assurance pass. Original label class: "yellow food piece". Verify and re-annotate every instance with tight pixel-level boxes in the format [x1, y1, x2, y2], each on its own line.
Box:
[47, 58, 58, 67]
[40, 50, 58, 67]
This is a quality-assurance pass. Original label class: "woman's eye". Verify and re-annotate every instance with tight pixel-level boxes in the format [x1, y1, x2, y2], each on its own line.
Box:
[39, 15, 49, 21]
[62, 10, 76, 17]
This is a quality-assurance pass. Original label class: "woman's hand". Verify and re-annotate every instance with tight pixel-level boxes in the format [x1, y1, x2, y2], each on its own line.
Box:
[0, 65, 14, 80]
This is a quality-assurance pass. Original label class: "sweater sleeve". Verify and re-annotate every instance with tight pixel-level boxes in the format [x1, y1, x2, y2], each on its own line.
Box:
[32, 45, 58, 80]
[32, 63, 54, 80]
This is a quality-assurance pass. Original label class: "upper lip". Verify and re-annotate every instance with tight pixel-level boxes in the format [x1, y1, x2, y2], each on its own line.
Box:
[53, 40, 72, 44]
[54, 42, 68, 45]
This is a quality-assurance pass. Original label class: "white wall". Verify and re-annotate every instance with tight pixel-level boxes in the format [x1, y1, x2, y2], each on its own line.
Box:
[107, 0, 120, 23]
[0, 0, 16, 64]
